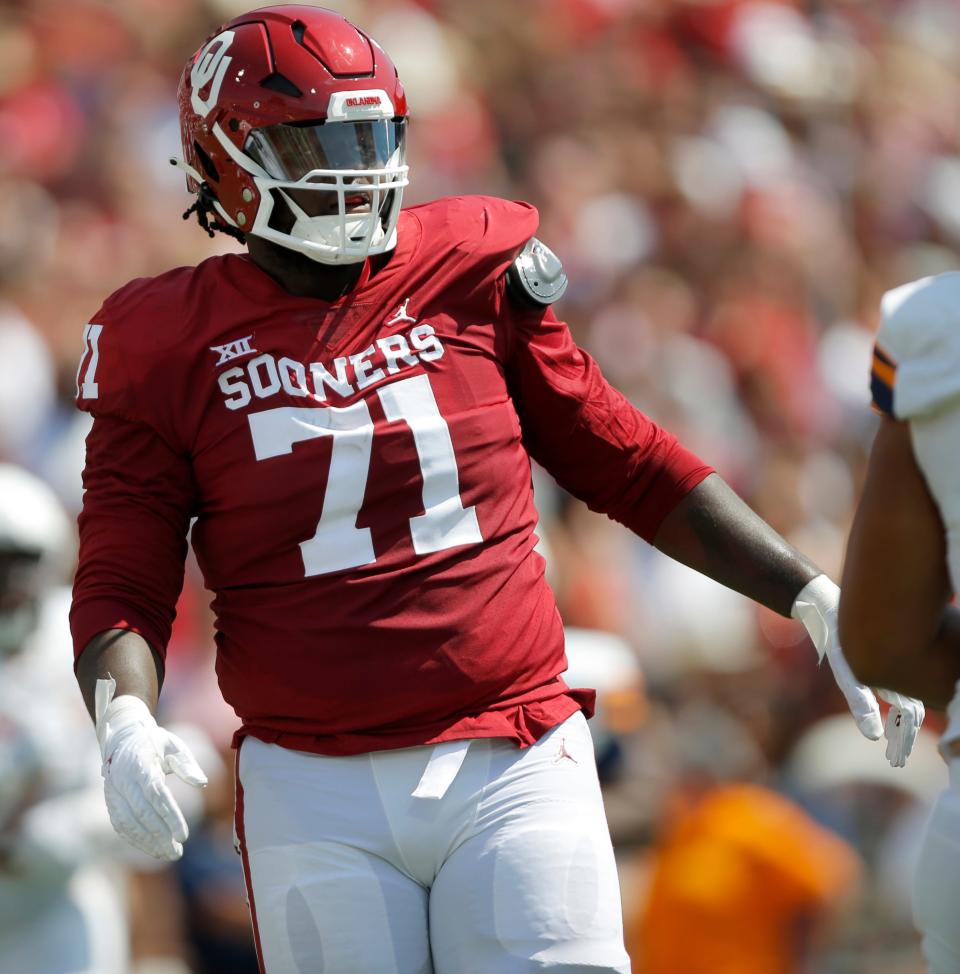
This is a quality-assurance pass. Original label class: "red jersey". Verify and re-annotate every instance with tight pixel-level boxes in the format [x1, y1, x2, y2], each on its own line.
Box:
[71, 196, 712, 754]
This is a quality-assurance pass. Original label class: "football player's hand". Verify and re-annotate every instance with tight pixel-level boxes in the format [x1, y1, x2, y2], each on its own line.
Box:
[96, 683, 207, 861]
[876, 688, 924, 768]
[791, 575, 924, 766]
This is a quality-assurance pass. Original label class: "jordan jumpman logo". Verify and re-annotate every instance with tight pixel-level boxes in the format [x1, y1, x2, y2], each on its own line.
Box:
[553, 738, 578, 764]
[386, 298, 417, 327]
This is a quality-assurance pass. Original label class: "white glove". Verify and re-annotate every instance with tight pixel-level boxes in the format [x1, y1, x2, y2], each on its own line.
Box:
[95, 678, 207, 861]
[876, 688, 924, 768]
[791, 575, 925, 768]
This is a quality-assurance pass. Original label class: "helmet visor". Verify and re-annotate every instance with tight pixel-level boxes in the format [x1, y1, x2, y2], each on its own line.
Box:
[244, 119, 406, 180]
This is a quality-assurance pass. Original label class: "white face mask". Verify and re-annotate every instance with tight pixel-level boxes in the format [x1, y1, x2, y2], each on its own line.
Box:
[235, 114, 408, 266]
[0, 603, 37, 658]
[281, 194, 387, 265]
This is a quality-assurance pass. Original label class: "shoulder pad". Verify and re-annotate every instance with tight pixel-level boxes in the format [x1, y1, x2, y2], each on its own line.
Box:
[505, 237, 568, 308]
[878, 272, 960, 419]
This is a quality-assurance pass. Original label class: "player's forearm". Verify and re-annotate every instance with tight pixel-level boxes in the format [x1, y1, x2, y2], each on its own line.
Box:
[652, 473, 820, 617]
[75, 629, 165, 722]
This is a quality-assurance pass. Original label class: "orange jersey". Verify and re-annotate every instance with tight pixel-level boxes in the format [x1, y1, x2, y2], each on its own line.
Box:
[631, 784, 860, 974]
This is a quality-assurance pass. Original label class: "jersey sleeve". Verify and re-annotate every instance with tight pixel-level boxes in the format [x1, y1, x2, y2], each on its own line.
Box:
[874, 272, 960, 420]
[869, 344, 896, 418]
[506, 304, 714, 542]
[75, 271, 199, 450]
[72, 278, 198, 663]
[70, 412, 196, 665]
[75, 305, 138, 423]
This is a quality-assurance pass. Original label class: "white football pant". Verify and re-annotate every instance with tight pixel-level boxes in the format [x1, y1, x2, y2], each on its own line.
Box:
[235, 711, 631, 973]
[913, 758, 960, 974]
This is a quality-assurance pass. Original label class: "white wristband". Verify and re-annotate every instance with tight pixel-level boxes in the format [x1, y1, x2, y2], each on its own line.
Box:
[790, 573, 838, 617]
[94, 678, 156, 755]
[790, 573, 838, 662]
[94, 676, 117, 727]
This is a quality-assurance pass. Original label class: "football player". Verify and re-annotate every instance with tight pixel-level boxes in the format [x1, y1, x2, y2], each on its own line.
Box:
[0, 464, 128, 974]
[72, 6, 922, 972]
[840, 273, 960, 974]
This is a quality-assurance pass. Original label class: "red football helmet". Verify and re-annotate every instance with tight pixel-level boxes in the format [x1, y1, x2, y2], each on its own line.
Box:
[176, 5, 409, 265]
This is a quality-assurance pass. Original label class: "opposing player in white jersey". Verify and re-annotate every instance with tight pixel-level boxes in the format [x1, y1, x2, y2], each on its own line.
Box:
[0, 465, 128, 974]
[840, 272, 960, 973]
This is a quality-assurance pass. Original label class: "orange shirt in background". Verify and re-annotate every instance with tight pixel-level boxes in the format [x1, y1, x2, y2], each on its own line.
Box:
[629, 783, 860, 974]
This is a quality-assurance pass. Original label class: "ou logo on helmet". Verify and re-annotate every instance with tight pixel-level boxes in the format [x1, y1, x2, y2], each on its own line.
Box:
[191, 31, 235, 117]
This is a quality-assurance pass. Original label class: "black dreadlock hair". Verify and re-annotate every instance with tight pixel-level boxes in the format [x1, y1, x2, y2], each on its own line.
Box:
[182, 182, 247, 243]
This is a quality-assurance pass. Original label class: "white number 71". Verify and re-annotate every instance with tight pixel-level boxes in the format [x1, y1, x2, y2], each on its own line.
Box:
[248, 373, 482, 576]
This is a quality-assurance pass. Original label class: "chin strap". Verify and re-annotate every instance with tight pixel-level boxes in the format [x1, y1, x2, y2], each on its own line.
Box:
[169, 157, 247, 243]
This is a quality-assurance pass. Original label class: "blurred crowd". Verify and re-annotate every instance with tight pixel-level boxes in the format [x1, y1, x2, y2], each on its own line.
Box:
[1, 0, 958, 971]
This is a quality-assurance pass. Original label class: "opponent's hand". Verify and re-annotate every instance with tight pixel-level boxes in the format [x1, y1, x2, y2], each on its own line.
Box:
[791, 575, 924, 766]
[95, 681, 207, 861]
[876, 688, 924, 768]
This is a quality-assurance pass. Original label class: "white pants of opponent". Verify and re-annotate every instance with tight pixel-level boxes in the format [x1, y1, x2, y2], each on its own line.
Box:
[914, 756, 960, 974]
[234, 710, 631, 973]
